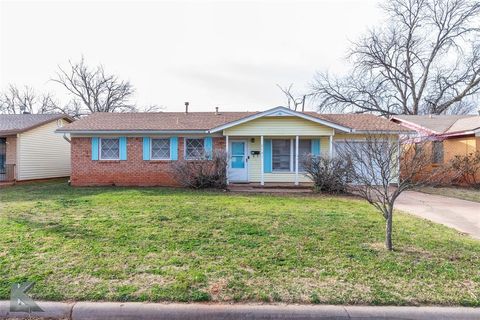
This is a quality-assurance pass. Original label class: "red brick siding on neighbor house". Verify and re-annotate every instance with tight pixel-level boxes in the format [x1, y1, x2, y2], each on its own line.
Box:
[71, 136, 226, 187]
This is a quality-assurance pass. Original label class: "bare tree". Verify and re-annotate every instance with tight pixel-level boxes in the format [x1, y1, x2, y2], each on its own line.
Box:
[312, 0, 480, 116]
[141, 104, 165, 113]
[335, 135, 452, 250]
[52, 57, 136, 114]
[0, 85, 62, 115]
[277, 84, 312, 111]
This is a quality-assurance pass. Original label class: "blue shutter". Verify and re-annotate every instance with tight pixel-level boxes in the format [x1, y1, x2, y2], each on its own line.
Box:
[311, 139, 321, 156]
[91, 137, 99, 161]
[204, 137, 213, 159]
[263, 139, 272, 173]
[143, 137, 151, 160]
[170, 136, 178, 160]
[119, 137, 127, 160]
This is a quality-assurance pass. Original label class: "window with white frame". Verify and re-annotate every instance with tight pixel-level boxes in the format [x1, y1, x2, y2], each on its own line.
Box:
[185, 138, 205, 160]
[100, 138, 120, 160]
[272, 139, 311, 172]
[151, 138, 170, 160]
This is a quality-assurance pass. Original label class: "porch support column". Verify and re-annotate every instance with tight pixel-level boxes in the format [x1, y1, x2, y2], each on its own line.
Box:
[329, 135, 333, 158]
[225, 135, 229, 185]
[260, 135, 264, 186]
[295, 135, 299, 186]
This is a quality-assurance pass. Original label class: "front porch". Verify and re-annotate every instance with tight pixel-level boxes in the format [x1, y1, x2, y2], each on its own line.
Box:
[225, 135, 333, 186]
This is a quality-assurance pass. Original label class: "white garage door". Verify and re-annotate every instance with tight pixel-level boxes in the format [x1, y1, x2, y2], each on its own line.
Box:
[334, 141, 384, 185]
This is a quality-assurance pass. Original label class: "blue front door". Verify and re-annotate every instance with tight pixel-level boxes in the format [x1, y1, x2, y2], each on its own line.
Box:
[229, 140, 248, 182]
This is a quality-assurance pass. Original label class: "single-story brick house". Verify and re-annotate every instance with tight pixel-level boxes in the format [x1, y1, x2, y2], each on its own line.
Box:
[0, 114, 73, 182]
[57, 106, 409, 187]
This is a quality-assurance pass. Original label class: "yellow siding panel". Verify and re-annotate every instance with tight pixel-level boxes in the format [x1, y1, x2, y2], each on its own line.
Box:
[224, 117, 334, 136]
[17, 119, 71, 180]
[443, 137, 477, 162]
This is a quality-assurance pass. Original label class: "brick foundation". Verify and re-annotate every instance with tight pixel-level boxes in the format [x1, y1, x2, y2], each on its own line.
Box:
[71, 136, 225, 187]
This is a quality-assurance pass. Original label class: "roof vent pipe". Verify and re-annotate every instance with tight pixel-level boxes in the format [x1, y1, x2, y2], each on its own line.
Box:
[215, 107, 219, 115]
[185, 102, 189, 114]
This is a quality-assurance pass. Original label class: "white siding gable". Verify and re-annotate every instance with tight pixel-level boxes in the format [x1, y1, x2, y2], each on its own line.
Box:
[17, 119, 71, 180]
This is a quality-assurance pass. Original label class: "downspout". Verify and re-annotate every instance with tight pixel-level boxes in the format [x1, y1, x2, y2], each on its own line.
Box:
[63, 134, 71, 143]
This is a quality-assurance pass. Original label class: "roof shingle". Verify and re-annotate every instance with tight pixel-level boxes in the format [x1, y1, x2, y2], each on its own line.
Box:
[307, 113, 411, 132]
[57, 110, 410, 133]
[0, 114, 71, 135]
[392, 115, 479, 134]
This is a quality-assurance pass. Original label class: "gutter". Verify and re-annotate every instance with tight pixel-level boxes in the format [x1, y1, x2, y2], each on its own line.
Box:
[55, 130, 210, 135]
[352, 130, 415, 135]
[56, 129, 412, 136]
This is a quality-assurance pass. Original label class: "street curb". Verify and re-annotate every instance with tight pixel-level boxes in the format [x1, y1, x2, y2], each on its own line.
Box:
[1, 301, 480, 320]
[0, 300, 74, 319]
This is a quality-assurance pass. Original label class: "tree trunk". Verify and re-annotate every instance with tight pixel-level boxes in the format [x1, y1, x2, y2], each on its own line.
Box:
[385, 211, 393, 251]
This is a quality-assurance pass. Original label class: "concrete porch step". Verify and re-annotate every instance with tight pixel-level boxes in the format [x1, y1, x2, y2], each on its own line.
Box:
[228, 183, 313, 193]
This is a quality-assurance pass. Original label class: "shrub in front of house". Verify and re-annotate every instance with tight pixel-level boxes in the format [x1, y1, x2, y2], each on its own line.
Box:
[171, 150, 228, 189]
[449, 151, 480, 188]
[302, 155, 351, 194]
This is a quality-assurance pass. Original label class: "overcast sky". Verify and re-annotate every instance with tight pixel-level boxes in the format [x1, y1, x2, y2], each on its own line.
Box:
[0, 0, 383, 112]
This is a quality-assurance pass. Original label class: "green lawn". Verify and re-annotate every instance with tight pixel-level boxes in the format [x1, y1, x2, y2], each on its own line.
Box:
[417, 186, 480, 203]
[1, 180, 479, 305]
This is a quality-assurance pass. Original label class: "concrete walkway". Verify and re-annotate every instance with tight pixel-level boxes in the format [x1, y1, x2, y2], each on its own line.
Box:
[396, 191, 480, 239]
[2, 301, 480, 319]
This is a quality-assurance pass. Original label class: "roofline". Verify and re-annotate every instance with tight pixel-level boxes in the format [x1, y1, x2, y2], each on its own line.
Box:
[1, 114, 73, 135]
[0, 131, 21, 136]
[209, 106, 353, 133]
[438, 131, 476, 138]
[352, 130, 415, 135]
[390, 115, 480, 136]
[390, 116, 441, 134]
[56, 129, 209, 135]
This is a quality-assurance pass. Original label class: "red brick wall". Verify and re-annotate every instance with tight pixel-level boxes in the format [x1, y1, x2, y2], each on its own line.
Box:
[70, 136, 226, 187]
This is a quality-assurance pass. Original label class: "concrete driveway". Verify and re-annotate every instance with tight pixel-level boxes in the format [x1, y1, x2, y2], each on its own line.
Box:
[395, 191, 480, 239]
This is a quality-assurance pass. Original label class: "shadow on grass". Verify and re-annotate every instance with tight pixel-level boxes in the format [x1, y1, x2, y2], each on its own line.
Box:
[9, 212, 105, 241]
[0, 179, 342, 206]
[0, 179, 227, 203]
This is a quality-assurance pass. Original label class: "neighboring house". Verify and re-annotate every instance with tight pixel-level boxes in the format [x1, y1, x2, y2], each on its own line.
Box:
[391, 114, 480, 165]
[0, 114, 73, 182]
[56, 106, 409, 187]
